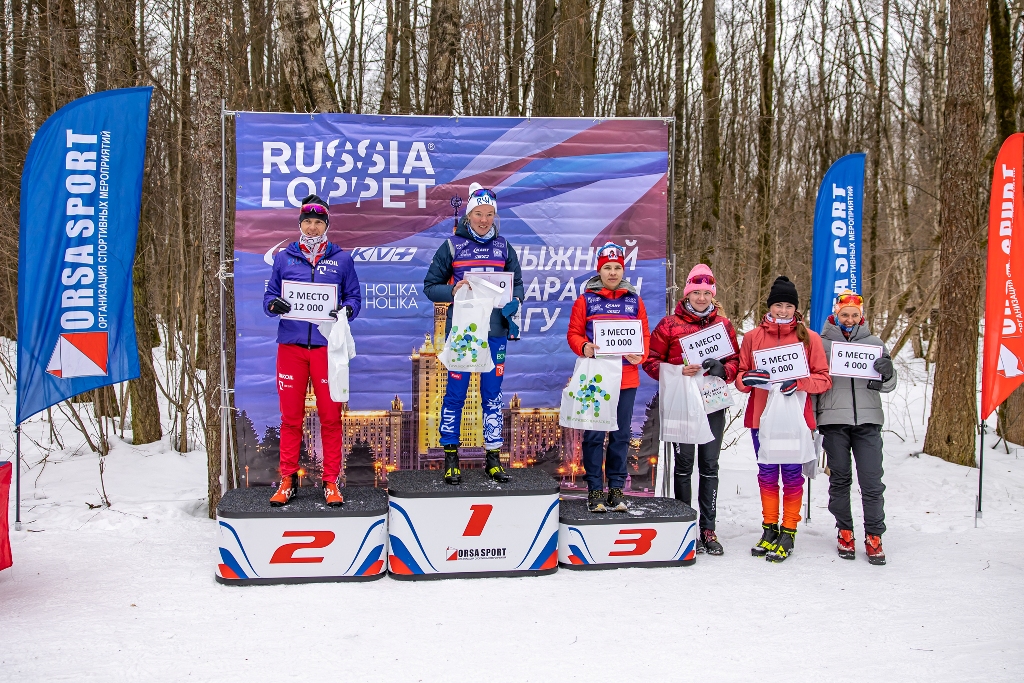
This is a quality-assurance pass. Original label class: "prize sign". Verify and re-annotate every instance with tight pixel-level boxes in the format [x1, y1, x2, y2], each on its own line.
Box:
[593, 320, 644, 355]
[679, 323, 735, 364]
[753, 343, 810, 382]
[466, 271, 513, 307]
[829, 341, 882, 379]
[280, 280, 337, 322]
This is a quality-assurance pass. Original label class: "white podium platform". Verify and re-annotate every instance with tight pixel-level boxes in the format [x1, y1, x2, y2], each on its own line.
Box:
[558, 496, 698, 569]
[215, 486, 388, 584]
[386, 469, 560, 580]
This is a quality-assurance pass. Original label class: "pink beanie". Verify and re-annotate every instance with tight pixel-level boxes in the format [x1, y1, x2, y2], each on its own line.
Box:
[683, 264, 716, 298]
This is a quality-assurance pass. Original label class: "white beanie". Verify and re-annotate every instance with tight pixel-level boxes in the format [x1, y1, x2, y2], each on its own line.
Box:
[465, 182, 497, 214]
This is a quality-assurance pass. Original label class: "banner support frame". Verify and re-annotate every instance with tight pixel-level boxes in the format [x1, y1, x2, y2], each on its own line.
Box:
[14, 425, 20, 531]
[219, 99, 231, 494]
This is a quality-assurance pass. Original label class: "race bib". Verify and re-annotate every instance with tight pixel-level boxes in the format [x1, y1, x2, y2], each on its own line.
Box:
[829, 342, 882, 379]
[281, 280, 337, 322]
[593, 320, 644, 355]
[679, 322, 735, 364]
[752, 343, 810, 382]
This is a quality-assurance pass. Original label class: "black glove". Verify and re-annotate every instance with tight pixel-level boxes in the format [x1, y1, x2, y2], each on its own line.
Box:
[268, 297, 291, 315]
[701, 358, 727, 380]
[742, 369, 771, 387]
[780, 379, 798, 396]
[873, 355, 893, 381]
[329, 305, 353, 320]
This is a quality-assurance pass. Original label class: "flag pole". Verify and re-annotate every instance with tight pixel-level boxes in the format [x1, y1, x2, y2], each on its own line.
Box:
[14, 425, 21, 531]
[976, 420, 985, 525]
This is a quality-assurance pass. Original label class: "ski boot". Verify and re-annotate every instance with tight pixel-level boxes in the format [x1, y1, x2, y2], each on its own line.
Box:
[587, 490, 607, 513]
[607, 488, 628, 512]
[865, 534, 886, 565]
[323, 481, 344, 507]
[751, 523, 780, 557]
[443, 445, 462, 485]
[698, 528, 724, 556]
[270, 473, 297, 507]
[837, 529, 856, 560]
[766, 526, 797, 563]
[485, 449, 511, 482]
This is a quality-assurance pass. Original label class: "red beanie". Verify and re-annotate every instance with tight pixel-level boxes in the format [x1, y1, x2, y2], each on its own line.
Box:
[596, 243, 625, 271]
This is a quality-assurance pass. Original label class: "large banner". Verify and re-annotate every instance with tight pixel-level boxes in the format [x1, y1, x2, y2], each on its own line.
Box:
[234, 114, 668, 486]
[810, 153, 865, 333]
[17, 87, 152, 423]
[982, 133, 1024, 419]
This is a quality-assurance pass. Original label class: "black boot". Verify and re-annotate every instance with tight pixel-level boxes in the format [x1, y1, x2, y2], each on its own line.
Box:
[485, 449, 511, 482]
[766, 526, 797, 563]
[443, 445, 461, 485]
[751, 523, 779, 557]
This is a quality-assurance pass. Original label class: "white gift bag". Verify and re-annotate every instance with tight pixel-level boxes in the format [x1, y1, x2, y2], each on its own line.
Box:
[438, 285, 496, 373]
[317, 313, 357, 403]
[698, 374, 735, 414]
[558, 356, 623, 431]
[659, 365, 715, 444]
[756, 385, 816, 464]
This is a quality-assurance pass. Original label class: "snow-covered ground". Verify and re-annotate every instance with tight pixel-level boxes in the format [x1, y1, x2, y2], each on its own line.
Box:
[2, 349, 1023, 682]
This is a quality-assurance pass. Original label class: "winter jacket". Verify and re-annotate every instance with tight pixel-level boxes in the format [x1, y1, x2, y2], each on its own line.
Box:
[642, 300, 740, 382]
[735, 316, 832, 430]
[815, 317, 898, 426]
[263, 242, 362, 346]
[567, 276, 651, 390]
[423, 217, 526, 338]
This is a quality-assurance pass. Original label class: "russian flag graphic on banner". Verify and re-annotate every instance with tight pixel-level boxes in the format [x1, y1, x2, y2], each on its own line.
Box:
[17, 87, 152, 423]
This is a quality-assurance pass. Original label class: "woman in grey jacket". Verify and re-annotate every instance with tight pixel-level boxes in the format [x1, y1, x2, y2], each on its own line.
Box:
[816, 291, 896, 565]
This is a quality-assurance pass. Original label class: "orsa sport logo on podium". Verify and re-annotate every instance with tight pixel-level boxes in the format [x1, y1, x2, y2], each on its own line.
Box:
[46, 332, 108, 378]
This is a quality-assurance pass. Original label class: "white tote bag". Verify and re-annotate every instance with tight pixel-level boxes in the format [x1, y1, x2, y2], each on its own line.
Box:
[318, 314, 357, 403]
[559, 356, 622, 431]
[438, 285, 496, 373]
[698, 374, 735, 414]
[756, 385, 816, 464]
[659, 364, 714, 444]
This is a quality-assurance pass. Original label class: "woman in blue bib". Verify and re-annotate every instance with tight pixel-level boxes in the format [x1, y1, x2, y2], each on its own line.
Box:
[424, 183, 525, 484]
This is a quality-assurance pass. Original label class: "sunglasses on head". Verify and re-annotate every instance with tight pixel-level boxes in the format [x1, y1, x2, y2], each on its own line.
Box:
[688, 274, 715, 286]
[835, 293, 864, 307]
[301, 203, 329, 215]
[599, 244, 625, 257]
[470, 188, 497, 200]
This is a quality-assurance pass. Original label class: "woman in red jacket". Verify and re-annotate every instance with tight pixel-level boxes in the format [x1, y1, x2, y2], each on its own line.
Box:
[567, 243, 650, 513]
[642, 264, 739, 555]
[735, 276, 831, 562]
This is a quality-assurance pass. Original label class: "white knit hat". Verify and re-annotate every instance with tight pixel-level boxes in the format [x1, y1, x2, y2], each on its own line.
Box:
[465, 182, 497, 214]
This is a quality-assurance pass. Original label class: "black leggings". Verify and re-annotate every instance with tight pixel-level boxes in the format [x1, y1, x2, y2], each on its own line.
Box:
[672, 408, 726, 531]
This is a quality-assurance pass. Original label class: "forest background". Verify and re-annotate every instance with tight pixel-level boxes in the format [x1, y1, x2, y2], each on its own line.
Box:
[0, 0, 1021, 513]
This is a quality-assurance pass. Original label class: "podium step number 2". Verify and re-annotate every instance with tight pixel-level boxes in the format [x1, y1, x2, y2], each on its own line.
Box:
[216, 487, 389, 585]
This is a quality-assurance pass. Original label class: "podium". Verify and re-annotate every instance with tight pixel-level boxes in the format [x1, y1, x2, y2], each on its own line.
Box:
[215, 486, 388, 584]
[558, 496, 698, 569]
[387, 469, 560, 580]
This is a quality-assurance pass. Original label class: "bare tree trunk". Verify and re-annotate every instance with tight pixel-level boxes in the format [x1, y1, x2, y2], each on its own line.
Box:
[755, 0, 775, 309]
[379, 0, 395, 113]
[398, 0, 411, 113]
[130, 215, 163, 444]
[698, 0, 720, 267]
[615, 0, 635, 117]
[425, 0, 458, 115]
[276, 0, 338, 112]
[532, 0, 555, 116]
[510, 0, 523, 115]
[923, 0, 986, 467]
[194, 0, 226, 515]
[553, 0, 589, 116]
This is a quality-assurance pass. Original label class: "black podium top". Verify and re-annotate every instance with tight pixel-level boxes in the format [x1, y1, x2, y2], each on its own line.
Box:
[216, 486, 388, 518]
[559, 496, 696, 525]
[388, 468, 559, 498]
